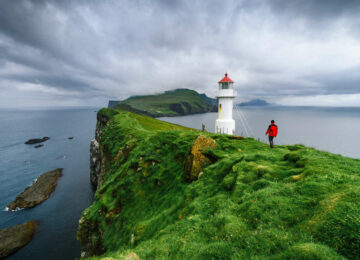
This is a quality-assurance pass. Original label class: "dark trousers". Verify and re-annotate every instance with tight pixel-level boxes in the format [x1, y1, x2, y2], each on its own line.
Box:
[269, 136, 274, 148]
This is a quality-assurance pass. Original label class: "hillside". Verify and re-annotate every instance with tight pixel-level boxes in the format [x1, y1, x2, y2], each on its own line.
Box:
[78, 108, 360, 259]
[108, 89, 217, 117]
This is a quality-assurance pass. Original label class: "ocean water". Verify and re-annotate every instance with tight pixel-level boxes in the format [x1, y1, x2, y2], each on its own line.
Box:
[159, 106, 360, 159]
[0, 108, 97, 259]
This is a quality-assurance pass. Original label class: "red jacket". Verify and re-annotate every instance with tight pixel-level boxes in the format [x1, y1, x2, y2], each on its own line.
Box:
[266, 123, 278, 137]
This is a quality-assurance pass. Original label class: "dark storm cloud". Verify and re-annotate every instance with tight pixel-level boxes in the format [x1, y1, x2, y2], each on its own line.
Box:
[267, 0, 360, 19]
[0, 0, 360, 107]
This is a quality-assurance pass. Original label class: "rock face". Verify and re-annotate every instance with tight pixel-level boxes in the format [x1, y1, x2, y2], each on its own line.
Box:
[184, 135, 217, 181]
[24, 137, 50, 144]
[90, 111, 119, 189]
[0, 221, 38, 258]
[7, 168, 63, 211]
[90, 139, 101, 188]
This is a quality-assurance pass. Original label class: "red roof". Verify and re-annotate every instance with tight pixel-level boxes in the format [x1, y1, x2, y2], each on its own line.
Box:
[218, 73, 233, 83]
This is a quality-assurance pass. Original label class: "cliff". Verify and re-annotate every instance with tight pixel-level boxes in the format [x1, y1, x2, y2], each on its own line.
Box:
[108, 89, 217, 117]
[79, 108, 360, 259]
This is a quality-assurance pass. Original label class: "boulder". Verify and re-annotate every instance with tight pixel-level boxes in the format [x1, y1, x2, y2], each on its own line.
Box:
[68, 137, 74, 140]
[7, 168, 63, 210]
[25, 137, 50, 144]
[0, 221, 38, 258]
[184, 135, 217, 181]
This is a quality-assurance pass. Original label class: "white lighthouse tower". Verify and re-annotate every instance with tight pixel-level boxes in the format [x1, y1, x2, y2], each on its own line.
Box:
[215, 73, 237, 135]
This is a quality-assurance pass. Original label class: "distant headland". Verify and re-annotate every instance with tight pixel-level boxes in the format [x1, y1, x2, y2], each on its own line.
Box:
[237, 99, 273, 107]
[108, 89, 217, 117]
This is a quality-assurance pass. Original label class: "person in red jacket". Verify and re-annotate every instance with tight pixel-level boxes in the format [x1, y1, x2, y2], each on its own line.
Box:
[265, 120, 278, 148]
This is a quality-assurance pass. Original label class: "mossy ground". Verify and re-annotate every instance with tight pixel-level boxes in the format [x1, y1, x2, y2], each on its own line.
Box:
[80, 108, 360, 260]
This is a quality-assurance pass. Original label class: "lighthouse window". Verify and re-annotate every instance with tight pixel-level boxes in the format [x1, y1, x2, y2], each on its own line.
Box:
[222, 82, 229, 89]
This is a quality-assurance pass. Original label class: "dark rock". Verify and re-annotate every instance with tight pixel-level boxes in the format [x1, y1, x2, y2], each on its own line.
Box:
[184, 135, 217, 181]
[34, 144, 44, 148]
[25, 137, 50, 144]
[0, 221, 38, 258]
[7, 168, 63, 211]
[68, 137, 74, 140]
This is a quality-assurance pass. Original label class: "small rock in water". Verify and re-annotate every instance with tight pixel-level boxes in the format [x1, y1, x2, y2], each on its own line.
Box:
[25, 137, 50, 144]
[34, 144, 44, 149]
[68, 137, 74, 140]
[0, 221, 38, 258]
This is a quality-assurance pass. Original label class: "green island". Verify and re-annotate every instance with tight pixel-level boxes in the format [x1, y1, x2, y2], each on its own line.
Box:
[108, 89, 217, 117]
[78, 108, 360, 259]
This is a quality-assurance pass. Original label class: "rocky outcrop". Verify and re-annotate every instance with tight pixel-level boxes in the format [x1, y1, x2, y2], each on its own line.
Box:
[90, 139, 101, 188]
[90, 112, 110, 189]
[24, 137, 50, 144]
[0, 221, 38, 258]
[7, 168, 63, 211]
[184, 135, 217, 181]
[77, 217, 105, 258]
[95, 112, 115, 141]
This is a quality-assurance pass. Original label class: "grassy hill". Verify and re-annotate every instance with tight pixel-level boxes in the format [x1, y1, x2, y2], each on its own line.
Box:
[78, 108, 360, 259]
[108, 89, 217, 117]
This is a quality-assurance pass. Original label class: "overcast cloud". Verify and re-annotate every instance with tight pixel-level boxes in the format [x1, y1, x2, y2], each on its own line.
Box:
[0, 0, 360, 108]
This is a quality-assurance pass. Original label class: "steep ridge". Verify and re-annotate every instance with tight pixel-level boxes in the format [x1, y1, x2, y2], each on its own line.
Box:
[78, 108, 360, 259]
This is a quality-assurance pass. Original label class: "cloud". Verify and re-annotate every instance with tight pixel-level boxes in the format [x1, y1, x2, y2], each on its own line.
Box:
[277, 93, 360, 107]
[0, 0, 360, 108]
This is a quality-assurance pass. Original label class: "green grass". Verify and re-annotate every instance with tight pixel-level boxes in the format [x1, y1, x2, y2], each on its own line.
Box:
[118, 89, 217, 117]
[79, 108, 360, 260]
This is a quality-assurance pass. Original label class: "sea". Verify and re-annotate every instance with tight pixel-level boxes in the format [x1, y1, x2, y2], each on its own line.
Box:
[0, 106, 359, 260]
[159, 106, 360, 159]
[0, 108, 98, 260]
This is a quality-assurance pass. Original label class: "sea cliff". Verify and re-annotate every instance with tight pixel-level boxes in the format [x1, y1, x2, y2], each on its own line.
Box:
[78, 108, 360, 259]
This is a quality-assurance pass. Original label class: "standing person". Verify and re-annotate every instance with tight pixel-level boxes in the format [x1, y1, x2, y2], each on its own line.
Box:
[265, 120, 278, 148]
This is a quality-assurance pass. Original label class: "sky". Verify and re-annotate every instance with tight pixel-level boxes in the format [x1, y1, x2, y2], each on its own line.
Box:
[0, 0, 360, 108]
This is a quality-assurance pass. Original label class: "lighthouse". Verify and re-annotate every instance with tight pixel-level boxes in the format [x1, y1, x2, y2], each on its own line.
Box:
[215, 73, 237, 135]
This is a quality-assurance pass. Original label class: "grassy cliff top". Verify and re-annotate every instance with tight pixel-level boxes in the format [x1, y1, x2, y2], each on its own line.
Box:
[80, 108, 360, 259]
[109, 89, 217, 117]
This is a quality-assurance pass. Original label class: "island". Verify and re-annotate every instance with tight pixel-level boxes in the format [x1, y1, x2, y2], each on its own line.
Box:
[0, 221, 38, 258]
[237, 98, 272, 106]
[108, 88, 217, 117]
[78, 108, 360, 259]
[24, 137, 50, 145]
[7, 168, 63, 211]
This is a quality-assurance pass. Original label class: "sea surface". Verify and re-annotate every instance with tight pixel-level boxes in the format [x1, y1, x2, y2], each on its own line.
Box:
[159, 106, 360, 159]
[0, 108, 98, 260]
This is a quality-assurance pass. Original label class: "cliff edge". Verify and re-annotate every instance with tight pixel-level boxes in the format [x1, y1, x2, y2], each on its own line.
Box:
[79, 108, 360, 259]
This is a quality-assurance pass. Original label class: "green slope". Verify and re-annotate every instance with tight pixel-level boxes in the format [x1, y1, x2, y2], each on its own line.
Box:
[108, 89, 217, 117]
[78, 108, 360, 260]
